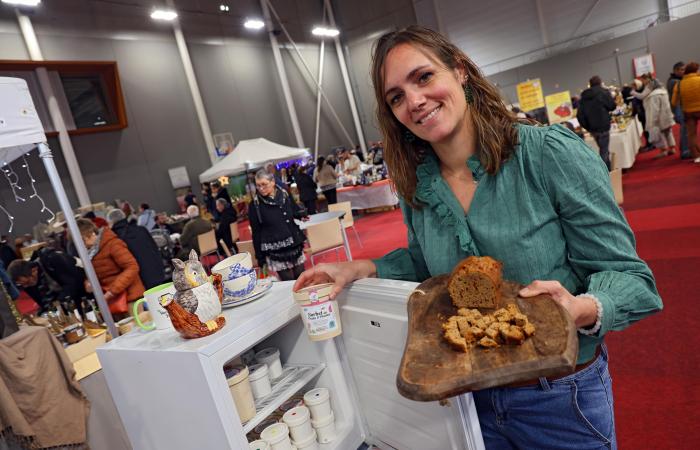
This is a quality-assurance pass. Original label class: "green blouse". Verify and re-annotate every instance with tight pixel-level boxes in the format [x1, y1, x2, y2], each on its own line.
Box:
[374, 124, 662, 364]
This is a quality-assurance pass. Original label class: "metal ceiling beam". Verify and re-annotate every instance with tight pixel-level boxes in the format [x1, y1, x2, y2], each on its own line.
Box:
[572, 0, 602, 38]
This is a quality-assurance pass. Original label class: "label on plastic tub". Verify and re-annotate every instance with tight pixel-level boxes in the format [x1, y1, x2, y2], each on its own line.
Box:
[301, 300, 339, 337]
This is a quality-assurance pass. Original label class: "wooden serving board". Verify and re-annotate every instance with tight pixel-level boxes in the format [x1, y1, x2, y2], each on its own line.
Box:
[397, 275, 578, 401]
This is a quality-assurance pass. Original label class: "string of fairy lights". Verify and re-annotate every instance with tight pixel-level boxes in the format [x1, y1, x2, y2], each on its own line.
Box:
[0, 150, 55, 233]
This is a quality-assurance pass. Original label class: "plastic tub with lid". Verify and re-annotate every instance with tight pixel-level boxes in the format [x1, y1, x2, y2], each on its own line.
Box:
[310, 410, 336, 444]
[282, 405, 314, 442]
[225, 365, 256, 422]
[249, 440, 271, 450]
[248, 363, 272, 399]
[303, 388, 332, 420]
[260, 422, 294, 450]
[293, 283, 342, 341]
[291, 429, 318, 450]
[256, 347, 283, 379]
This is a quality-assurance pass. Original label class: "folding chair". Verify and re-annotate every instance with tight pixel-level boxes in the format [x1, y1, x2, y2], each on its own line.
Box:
[218, 239, 231, 257]
[197, 230, 221, 271]
[237, 240, 259, 268]
[328, 201, 362, 247]
[305, 218, 348, 266]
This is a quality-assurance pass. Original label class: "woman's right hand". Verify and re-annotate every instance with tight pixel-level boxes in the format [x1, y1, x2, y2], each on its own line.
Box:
[293, 260, 377, 299]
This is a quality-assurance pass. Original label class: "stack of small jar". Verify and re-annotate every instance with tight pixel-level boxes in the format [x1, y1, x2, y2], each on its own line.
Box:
[225, 347, 285, 424]
[248, 387, 337, 450]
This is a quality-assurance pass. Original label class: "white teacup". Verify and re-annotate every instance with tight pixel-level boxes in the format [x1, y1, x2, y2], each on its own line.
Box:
[213, 252, 253, 281]
[222, 271, 257, 301]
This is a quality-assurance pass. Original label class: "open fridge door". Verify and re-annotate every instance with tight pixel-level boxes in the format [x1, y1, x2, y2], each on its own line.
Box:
[335, 278, 484, 450]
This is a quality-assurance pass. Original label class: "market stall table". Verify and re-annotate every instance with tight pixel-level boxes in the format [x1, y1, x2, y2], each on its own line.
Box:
[336, 179, 398, 211]
[296, 210, 352, 261]
[584, 120, 641, 170]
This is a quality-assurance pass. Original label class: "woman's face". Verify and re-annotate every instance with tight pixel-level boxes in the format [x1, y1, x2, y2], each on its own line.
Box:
[256, 177, 275, 197]
[82, 232, 97, 249]
[383, 43, 467, 145]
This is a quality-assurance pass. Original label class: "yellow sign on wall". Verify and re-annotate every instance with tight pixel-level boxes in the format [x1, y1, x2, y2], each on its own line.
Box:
[545, 91, 573, 124]
[516, 79, 545, 112]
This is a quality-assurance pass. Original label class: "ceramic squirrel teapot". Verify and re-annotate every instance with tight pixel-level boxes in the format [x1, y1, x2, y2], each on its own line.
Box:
[159, 249, 225, 339]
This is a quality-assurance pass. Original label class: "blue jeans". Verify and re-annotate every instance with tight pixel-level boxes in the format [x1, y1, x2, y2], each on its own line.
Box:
[472, 345, 616, 449]
[591, 131, 611, 171]
[674, 105, 690, 157]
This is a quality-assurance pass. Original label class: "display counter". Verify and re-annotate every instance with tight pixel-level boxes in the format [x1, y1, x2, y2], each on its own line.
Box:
[584, 119, 642, 170]
[97, 280, 484, 450]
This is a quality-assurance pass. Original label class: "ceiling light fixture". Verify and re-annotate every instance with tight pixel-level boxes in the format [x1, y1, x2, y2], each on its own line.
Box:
[311, 27, 339, 37]
[219, 5, 229, 12]
[150, 9, 177, 21]
[1, 0, 41, 6]
[244, 19, 265, 30]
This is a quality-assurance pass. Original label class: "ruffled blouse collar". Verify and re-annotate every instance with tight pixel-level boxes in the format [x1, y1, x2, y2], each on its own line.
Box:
[414, 150, 484, 255]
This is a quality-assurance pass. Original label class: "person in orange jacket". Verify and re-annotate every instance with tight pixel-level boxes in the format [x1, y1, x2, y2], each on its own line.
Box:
[671, 61, 700, 163]
[76, 218, 145, 319]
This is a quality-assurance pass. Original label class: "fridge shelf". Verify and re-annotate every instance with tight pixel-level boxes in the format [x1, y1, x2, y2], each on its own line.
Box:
[242, 363, 326, 434]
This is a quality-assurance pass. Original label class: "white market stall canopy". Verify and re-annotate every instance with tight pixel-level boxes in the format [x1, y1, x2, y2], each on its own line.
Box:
[0, 77, 46, 165]
[199, 138, 309, 182]
[0, 76, 118, 338]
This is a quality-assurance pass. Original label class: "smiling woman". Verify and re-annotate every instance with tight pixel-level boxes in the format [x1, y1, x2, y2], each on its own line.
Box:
[371, 27, 521, 208]
[294, 25, 662, 449]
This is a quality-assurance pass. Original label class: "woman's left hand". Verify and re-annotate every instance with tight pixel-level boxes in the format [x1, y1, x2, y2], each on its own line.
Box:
[519, 280, 597, 328]
[103, 291, 115, 302]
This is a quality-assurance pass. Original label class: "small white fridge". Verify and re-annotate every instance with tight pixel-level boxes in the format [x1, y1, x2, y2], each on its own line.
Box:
[97, 279, 485, 449]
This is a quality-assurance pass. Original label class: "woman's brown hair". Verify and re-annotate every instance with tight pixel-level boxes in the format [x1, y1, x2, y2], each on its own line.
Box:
[76, 218, 97, 237]
[371, 26, 520, 207]
[684, 62, 699, 75]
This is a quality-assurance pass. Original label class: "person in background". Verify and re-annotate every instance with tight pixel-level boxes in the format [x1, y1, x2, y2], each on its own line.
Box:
[75, 218, 144, 319]
[83, 211, 108, 228]
[108, 209, 165, 290]
[249, 170, 307, 281]
[630, 79, 654, 152]
[636, 74, 676, 159]
[120, 201, 138, 224]
[265, 162, 288, 191]
[667, 62, 690, 159]
[177, 205, 214, 259]
[215, 198, 239, 255]
[279, 167, 289, 185]
[184, 188, 198, 207]
[201, 182, 216, 216]
[1, 261, 20, 302]
[210, 181, 231, 222]
[295, 26, 661, 448]
[314, 156, 338, 205]
[672, 61, 700, 164]
[7, 247, 86, 314]
[137, 203, 157, 231]
[0, 261, 20, 338]
[295, 165, 319, 215]
[343, 148, 362, 176]
[154, 213, 174, 234]
[577, 75, 616, 170]
[354, 145, 365, 162]
[0, 236, 18, 269]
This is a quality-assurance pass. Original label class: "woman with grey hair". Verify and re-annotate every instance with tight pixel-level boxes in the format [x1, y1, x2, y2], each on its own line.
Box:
[249, 169, 307, 280]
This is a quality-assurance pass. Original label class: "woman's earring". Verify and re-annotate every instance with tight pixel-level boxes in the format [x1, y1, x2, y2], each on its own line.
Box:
[403, 129, 416, 143]
[464, 83, 473, 105]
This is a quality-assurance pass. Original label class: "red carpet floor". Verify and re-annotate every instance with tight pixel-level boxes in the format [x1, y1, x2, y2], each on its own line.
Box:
[236, 140, 699, 447]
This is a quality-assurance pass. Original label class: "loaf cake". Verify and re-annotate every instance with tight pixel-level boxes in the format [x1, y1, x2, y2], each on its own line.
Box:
[447, 256, 503, 309]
